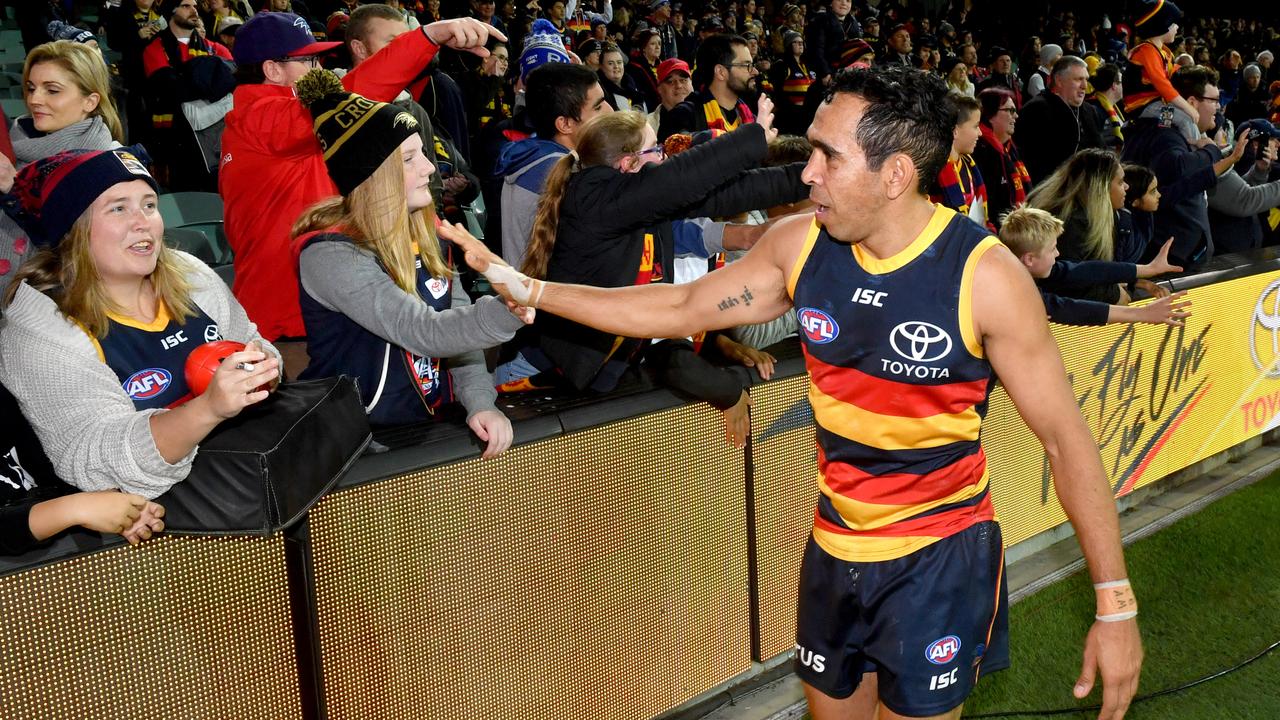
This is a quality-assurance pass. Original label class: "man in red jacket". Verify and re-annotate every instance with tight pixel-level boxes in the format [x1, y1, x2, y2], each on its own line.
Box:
[219, 11, 504, 373]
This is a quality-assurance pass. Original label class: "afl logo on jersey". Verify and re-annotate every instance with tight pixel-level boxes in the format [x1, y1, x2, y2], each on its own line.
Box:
[124, 368, 172, 400]
[798, 307, 840, 344]
[425, 277, 449, 300]
[925, 635, 962, 665]
[890, 321, 952, 363]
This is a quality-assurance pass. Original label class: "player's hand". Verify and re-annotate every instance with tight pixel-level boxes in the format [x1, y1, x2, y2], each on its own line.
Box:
[505, 299, 536, 324]
[438, 222, 544, 306]
[423, 18, 507, 57]
[1135, 291, 1191, 326]
[722, 390, 751, 449]
[467, 409, 514, 458]
[1075, 619, 1143, 720]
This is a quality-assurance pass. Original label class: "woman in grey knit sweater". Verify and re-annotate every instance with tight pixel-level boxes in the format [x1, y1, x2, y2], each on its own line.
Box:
[1, 147, 281, 500]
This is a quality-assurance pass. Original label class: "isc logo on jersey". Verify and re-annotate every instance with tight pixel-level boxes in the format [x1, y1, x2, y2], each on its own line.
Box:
[124, 368, 172, 400]
[797, 307, 839, 344]
[925, 635, 961, 665]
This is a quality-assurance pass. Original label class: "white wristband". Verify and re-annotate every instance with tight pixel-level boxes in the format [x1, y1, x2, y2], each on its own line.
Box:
[1092, 579, 1131, 590]
[482, 262, 541, 307]
[1095, 611, 1138, 623]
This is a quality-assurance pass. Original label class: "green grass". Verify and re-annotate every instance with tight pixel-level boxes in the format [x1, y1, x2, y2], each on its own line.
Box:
[962, 470, 1280, 719]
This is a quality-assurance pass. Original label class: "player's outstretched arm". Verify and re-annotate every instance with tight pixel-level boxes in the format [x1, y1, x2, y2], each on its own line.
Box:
[972, 245, 1143, 720]
[441, 215, 810, 340]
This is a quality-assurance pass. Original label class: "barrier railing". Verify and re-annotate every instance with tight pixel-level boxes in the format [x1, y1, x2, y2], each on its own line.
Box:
[2, 250, 1277, 719]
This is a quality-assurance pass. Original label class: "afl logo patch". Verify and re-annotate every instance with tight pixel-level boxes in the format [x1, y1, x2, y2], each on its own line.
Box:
[124, 368, 172, 400]
[425, 277, 449, 300]
[797, 307, 839, 344]
[926, 635, 962, 665]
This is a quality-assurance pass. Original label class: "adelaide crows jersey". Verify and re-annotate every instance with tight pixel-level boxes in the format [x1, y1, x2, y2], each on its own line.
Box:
[788, 205, 1003, 562]
[87, 303, 222, 410]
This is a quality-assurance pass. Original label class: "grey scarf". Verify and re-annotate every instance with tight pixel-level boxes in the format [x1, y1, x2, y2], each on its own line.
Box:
[10, 116, 117, 168]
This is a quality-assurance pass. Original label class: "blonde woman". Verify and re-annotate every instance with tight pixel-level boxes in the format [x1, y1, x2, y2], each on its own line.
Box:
[1026, 148, 1129, 302]
[291, 70, 529, 457]
[1, 40, 125, 280]
[1, 147, 280, 499]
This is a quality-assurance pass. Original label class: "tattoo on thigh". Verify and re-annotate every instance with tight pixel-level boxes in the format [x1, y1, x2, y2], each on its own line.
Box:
[717, 286, 755, 312]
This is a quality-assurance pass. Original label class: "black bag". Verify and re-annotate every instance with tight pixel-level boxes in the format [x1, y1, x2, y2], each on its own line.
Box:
[157, 376, 371, 535]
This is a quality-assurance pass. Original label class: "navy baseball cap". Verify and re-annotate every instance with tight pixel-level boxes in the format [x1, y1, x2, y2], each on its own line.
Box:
[232, 12, 342, 65]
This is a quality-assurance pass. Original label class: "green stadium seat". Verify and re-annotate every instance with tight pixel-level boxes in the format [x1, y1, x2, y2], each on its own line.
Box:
[165, 227, 224, 267]
[158, 192, 232, 265]
[214, 263, 235, 288]
[0, 96, 25, 119]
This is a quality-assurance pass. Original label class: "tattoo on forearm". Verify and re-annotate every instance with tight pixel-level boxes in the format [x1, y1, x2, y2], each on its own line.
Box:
[717, 286, 755, 312]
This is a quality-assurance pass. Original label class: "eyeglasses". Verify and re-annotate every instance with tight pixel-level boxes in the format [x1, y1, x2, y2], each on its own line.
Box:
[1196, 94, 1221, 103]
[725, 62, 757, 71]
[276, 55, 319, 67]
[998, 107, 1018, 115]
[635, 145, 666, 160]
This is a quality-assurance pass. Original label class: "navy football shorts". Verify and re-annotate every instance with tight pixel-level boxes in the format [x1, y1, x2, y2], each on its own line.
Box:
[794, 520, 1010, 717]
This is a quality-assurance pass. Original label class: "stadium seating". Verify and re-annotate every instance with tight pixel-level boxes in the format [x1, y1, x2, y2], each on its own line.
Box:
[158, 192, 233, 265]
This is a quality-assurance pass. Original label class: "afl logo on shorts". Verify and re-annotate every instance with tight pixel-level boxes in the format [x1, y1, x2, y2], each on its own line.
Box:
[124, 368, 172, 400]
[926, 635, 962, 665]
[798, 307, 839, 345]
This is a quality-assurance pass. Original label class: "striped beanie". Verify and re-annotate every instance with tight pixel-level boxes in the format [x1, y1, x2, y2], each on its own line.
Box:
[295, 68, 420, 196]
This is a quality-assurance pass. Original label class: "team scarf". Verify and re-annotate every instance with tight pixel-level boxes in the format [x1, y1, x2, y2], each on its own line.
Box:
[930, 155, 992, 230]
[1091, 92, 1126, 144]
[978, 123, 1031, 206]
[702, 96, 755, 132]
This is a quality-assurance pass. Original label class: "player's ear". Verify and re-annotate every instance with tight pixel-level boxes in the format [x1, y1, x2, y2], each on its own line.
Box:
[881, 152, 917, 200]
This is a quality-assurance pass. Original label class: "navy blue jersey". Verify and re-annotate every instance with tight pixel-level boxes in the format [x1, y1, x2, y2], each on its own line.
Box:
[787, 206, 1003, 562]
[89, 304, 222, 410]
[298, 232, 455, 426]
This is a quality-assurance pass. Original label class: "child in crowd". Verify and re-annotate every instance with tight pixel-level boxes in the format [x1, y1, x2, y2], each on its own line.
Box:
[1123, 163, 1160, 262]
[1123, 0, 1199, 123]
[2, 383, 164, 555]
[291, 70, 529, 458]
[931, 93, 993, 231]
[999, 207, 1191, 327]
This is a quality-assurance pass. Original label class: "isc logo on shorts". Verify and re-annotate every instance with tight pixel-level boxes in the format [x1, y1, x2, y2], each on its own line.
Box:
[925, 635, 961, 665]
[797, 307, 839, 345]
[124, 368, 172, 400]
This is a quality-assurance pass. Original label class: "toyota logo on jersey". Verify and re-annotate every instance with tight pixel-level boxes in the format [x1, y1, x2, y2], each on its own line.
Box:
[890, 321, 953, 362]
[124, 368, 172, 400]
[925, 635, 962, 665]
[798, 307, 840, 344]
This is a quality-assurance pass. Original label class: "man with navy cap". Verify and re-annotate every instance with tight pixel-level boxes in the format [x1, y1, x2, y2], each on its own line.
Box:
[218, 12, 505, 375]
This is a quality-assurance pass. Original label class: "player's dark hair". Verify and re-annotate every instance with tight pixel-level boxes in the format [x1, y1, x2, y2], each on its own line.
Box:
[824, 65, 953, 193]
[526, 62, 600, 139]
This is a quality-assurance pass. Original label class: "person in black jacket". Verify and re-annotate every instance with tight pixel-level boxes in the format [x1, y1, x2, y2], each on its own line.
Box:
[998, 207, 1189, 327]
[1014, 55, 1106, 184]
[1121, 66, 1246, 268]
[803, 0, 860, 85]
[0, 383, 165, 555]
[499, 109, 805, 407]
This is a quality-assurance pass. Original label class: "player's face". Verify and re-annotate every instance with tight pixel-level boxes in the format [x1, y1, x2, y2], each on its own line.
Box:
[803, 93, 889, 243]
[400, 133, 437, 213]
[89, 180, 164, 285]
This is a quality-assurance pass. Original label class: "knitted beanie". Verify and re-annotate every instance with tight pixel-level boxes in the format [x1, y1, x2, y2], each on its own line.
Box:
[520, 19, 571, 83]
[1132, 0, 1182, 39]
[295, 69, 420, 196]
[9, 146, 158, 249]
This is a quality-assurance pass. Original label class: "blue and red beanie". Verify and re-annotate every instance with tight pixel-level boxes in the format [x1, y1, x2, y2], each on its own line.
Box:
[9, 146, 159, 249]
[519, 19, 571, 84]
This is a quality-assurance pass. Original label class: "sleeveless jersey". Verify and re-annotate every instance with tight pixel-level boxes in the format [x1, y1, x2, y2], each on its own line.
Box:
[298, 232, 455, 426]
[89, 303, 223, 410]
[788, 205, 1003, 562]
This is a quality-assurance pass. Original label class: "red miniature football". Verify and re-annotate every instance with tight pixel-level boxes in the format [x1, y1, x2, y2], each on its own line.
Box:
[184, 340, 246, 396]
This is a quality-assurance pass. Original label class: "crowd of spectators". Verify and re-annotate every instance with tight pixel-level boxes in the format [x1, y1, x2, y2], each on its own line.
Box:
[0, 0, 1279, 549]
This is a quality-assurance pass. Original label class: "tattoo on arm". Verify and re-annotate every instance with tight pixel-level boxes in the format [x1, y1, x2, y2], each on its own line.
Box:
[717, 286, 755, 312]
